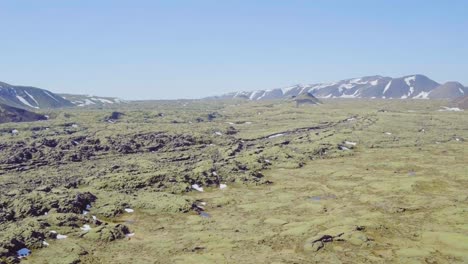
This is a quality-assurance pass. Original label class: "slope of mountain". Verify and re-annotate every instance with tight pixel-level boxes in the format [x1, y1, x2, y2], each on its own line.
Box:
[60, 94, 124, 107]
[209, 74, 465, 100]
[0, 103, 47, 123]
[428, 82, 466, 99]
[0, 81, 73, 109]
[293, 92, 321, 106]
[453, 96, 468, 109]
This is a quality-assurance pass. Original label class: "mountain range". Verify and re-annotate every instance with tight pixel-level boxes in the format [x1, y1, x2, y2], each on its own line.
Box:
[0, 81, 121, 109]
[210, 74, 467, 100]
[1, 74, 467, 111]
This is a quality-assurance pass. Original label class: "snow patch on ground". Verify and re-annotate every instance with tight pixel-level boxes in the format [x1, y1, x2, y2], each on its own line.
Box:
[92, 98, 114, 104]
[439, 107, 463, 112]
[192, 184, 204, 192]
[77, 99, 96, 107]
[268, 133, 284, 139]
[80, 224, 91, 231]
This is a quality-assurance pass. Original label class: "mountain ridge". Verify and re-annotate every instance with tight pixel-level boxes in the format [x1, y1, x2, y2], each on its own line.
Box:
[208, 74, 467, 100]
[0, 81, 74, 109]
[0, 81, 123, 109]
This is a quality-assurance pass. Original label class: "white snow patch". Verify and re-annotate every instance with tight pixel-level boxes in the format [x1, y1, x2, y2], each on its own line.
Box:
[370, 80, 379, 86]
[459, 88, 465, 95]
[268, 133, 284, 139]
[24, 91, 39, 106]
[438, 107, 463, 112]
[281, 86, 298, 95]
[256, 91, 267, 100]
[124, 208, 134, 213]
[249, 90, 262, 100]
[126, 233, 135, 238]
[80, 224, 91, 232]
[413, 91, 430, 99]
[383, 80, 392, 94]
[44, 91, 59, 102]
[219, 184, 227, 190]
[56, 234, 67, 240]
[338, 83, 355, 92]
[93, 98, 114, 104]
[404, 76, 416, 86]
[384, 132, 392, 135]
[192, 184, 204, 192]
[42, 241, 49, 246]
[214, 131, 223, 136]
[344, 141, 357, 146]
[16, 95, 39, 109]
[320, 93, 333, 98]
[309, 82, 337, 90]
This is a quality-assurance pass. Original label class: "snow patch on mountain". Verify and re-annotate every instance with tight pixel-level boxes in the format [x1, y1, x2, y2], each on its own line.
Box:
[413, 91, 430, 99]
[24, 91, 39, 106]
[16, 96, 39, 109]
[209, 74, 465, 100]
[383, 81, 392, 94]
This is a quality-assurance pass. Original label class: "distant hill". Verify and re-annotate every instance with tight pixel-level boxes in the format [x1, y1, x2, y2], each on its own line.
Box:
[0, 81, 73, 109]
[60, 94, 124, 107]
[293, 92, 321, 106]
[453, 96, 468, 109]
[429, 82, 467, 99]
[0, 103, 47, 123]
[208, 74, 467, 100]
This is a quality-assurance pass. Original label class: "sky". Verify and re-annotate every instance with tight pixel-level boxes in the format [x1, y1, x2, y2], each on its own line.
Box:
[1, 0, 467, 100]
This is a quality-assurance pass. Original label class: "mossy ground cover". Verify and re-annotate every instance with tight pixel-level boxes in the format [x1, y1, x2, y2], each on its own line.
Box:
[0, 99, 466, 263]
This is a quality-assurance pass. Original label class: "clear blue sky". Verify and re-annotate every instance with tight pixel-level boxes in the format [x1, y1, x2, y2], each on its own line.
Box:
[1, 0, 467, 99]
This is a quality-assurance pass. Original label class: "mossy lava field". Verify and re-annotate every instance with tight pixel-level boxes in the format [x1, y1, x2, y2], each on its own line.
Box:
[0, 99, 467, 263]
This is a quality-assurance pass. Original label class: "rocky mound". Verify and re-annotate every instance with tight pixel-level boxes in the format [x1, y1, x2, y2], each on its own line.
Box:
[293, 92, 321, 106]
[0, 103, 47, 124]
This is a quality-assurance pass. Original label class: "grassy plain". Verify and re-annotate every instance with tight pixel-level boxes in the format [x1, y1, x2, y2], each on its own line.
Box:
[0, 99, 467, 263]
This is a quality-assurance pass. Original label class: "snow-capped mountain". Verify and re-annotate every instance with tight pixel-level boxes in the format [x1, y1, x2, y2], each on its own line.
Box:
[0, 81, 124, 109]
[429, 82, 466, 99]
[60, 94, 124, 107]
[209, 74, 467, 100]
[0, 81, 73, 109]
